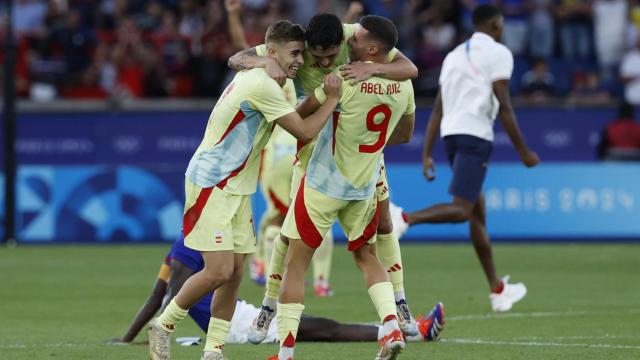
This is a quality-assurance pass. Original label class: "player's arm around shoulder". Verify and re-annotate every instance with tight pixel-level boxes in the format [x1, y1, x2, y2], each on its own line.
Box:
[228, 44, 287, 85]
[340, 49, 418, 84]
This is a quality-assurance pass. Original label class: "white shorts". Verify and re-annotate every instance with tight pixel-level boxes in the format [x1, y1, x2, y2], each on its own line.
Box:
[228, 300, 278, 344]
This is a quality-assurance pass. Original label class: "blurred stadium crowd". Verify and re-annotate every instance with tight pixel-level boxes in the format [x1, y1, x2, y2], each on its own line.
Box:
[1, 0, 640, 104]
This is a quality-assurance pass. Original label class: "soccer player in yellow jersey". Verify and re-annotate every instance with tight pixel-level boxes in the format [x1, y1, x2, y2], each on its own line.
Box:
[229, 13, 421, 341]
[269, 16, 416, 360]
[146, 21, 344, 360]
[249, 126, 297, 285]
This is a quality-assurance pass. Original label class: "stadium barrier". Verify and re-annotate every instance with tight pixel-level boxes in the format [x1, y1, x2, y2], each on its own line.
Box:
[1, 102, 638, 242]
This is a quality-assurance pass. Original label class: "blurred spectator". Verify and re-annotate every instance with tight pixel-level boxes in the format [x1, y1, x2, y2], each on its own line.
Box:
[593, 0, 627, 82]
[60, 64, 110, 99]
[13, 0, 48, 36]
[97, 0, 128, 30]
[135, 0, 164, 32]
[566, 71, 611, 106]
[521, 58, 556, 101]
[554, 0, 592, 61]
[112, 17, 145, 98]
[499, 0, 529, 56]
[417, 12, 456, 69]
[529, 0, 555, 59]
[620, 33, 640, 105]
[194, 0, 234, 96]
[52, 9, 95, 77]
[151, 10, 192, 97]
[628, 0, 640, 48]
[178, 0, 204, 55]
[597, 102, 640, 160]
[0, 0, 634, 101]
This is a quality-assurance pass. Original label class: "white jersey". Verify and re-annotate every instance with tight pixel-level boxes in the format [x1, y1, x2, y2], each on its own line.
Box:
[439, 32, 514, 142]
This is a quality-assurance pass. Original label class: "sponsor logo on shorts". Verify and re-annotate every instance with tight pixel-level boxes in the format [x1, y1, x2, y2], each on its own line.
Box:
[214, 231, 223, 244]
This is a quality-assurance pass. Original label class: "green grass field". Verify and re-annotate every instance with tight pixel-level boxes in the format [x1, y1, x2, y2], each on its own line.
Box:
[1, 243, 639, 359]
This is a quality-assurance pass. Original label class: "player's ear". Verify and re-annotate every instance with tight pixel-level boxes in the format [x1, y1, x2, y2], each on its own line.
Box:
[267, 44, 278, 59]
[368, 42, 379, 56]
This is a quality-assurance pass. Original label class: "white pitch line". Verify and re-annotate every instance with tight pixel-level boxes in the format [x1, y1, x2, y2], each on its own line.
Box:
[448, 310, 591, 321]
[0, 343, 91, 349]
[448, 309, 640, 321]
[512, 335, 640, 341]
[441, 338, 640, 350]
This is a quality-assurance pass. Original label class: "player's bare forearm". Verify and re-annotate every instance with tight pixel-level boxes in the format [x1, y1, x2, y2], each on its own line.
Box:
[227, 47, 260, 71]
[388, 113, 415, 145]
[379, 51, 418, 81]
[493, 80, 528, 153]
[423, 92, 443, 158]
[296, 95, 322, 118]
[120, 279, 167, 342]
[279, 97, 339, 143]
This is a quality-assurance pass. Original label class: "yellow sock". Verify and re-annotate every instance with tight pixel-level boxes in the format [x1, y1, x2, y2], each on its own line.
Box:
[312, 231, 333, 285]
[261, 225, 281, 266]
[376, 232, 404, 293]
[277, 302, 305, 359]
[266, 235, 288, 300]
[368, 281, 396, 323]
[157, 298, 188, 332]
[204, 317, 231, 354]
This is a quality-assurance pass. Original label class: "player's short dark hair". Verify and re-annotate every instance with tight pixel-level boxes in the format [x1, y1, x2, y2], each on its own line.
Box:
[472, 4, 502, 28]
[306, 13, 343, 49]
[359, 15, 398, 53]
[265, 20, 306, 45]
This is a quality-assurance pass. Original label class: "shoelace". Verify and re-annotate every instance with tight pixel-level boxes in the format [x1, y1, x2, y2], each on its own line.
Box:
[397, 302, 412, 321]
[256, 308, 273, 328]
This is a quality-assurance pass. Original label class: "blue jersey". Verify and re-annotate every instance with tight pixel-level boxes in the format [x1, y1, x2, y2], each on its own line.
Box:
[166, 234, 212, 332]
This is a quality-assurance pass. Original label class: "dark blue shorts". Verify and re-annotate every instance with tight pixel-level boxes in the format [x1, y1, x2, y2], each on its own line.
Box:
[443, 134, 492, 203]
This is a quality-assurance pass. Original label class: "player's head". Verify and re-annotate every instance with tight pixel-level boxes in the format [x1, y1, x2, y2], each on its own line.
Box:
[265, 20, 306, 79]
[306, 13, 343, 68]
[348, 15, 397, 62]
[472, 4, 503, 41]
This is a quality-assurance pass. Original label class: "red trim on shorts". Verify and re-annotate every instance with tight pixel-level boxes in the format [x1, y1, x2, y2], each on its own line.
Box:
[332, 111, 340, 154]
[183, 187, 214, 238]
[376, 181, 384, 187]
[294, 176, 323, 249]
[269, 188, 289, 217]
[216, 110, 246, 145]
[347, 201, 381, 251]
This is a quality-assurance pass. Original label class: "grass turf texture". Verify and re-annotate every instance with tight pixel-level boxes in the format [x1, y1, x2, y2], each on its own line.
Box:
[1, 243, 639, 359]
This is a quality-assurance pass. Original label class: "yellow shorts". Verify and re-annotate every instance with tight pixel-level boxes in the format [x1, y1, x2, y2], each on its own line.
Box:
[261, 153, 295, 219]
[282, 177, 380, 251]
[183, 179, 256, 253]
[376, 158, 390, 201]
